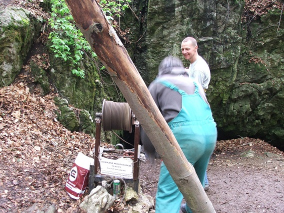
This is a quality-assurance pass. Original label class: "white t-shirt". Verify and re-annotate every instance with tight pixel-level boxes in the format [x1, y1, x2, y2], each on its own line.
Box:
[185, 55, 211, 90]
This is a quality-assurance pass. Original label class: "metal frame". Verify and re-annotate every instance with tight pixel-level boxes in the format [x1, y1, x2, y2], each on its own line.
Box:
[88, 112, 140, 193]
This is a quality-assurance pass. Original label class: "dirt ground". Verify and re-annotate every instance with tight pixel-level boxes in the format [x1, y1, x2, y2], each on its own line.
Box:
[1, 2, 284, 212]
[0, 73, 284, 213]
[139, 138, 284, 213]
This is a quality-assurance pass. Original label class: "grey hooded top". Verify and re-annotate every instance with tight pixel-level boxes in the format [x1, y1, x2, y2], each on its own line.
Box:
[141, 56, 208, 156]
[148, 56, 207, 122]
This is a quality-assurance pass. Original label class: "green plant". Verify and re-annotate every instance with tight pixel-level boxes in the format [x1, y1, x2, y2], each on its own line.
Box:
[100, 0, 132, 19]
[48, 0, 131, 78]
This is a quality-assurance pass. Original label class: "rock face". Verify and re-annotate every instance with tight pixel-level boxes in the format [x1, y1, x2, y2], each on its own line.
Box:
[129, 0, 284, 150]
[1, 1, 284, 150]
[0, 4, 123, 138]
[0, 6, 42, 87]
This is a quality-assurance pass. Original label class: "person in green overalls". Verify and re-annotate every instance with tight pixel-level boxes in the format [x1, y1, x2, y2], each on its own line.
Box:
[141, 56, 217, 213]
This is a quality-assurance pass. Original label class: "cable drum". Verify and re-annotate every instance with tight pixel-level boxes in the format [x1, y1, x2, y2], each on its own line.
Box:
[102, 100, 132, 132]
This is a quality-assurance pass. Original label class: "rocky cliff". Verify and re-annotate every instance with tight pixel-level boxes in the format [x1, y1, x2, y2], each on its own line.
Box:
[1, 0, 284, 150]
[124, 0, 284, 150]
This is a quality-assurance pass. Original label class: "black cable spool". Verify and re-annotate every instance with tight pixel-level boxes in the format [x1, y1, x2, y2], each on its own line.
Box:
[102, 99, 132, 133]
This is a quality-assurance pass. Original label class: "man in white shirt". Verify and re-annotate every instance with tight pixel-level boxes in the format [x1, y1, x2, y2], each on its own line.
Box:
[181, 37, 211, 191]
[181, 37, 211, 91]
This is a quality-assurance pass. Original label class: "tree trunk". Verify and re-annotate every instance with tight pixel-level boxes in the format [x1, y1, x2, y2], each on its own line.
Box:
[64, 0, 215, 212]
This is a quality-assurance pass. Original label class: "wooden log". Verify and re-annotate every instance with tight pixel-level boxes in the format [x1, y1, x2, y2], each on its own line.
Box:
[64, 0, 215, 212]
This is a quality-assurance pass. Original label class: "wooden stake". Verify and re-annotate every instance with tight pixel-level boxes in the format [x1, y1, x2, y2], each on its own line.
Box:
[64, 0, 215, 212]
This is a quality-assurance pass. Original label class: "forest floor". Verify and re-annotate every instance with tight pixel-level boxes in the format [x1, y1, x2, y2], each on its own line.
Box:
[0, 72, 284, 213]
[140, 138, 284, 213]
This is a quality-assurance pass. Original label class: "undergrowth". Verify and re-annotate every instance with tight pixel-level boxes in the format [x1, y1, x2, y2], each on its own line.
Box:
[48, 0, 131, 78]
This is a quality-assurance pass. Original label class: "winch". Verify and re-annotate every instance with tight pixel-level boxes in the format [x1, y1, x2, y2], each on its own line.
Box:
[89, 99, 141, 193]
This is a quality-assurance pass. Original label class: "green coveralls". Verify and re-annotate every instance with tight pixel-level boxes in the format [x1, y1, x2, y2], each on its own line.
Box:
[155, 81, 217, 213]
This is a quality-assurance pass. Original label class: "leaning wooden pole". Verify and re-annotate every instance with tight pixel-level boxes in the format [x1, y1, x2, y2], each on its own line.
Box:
[64, 0, 215, 212]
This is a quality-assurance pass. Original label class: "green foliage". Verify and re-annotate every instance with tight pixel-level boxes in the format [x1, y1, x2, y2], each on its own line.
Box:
[48, 0, 88, 78]
[100, 0, 132, 18]
[48, 0, 131, 78]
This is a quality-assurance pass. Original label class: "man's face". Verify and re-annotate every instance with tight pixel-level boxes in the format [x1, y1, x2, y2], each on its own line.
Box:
[181, 41, 198, 63]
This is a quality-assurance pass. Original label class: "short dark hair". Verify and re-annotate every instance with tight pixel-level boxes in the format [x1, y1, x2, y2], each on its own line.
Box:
[182, 37, 197, 46]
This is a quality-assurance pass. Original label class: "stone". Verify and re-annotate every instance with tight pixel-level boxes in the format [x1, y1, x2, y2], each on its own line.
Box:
[125, 187, 139, 202]
[79, 186, 115, 213]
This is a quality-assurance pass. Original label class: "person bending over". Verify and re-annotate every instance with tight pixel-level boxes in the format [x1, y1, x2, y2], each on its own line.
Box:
[141, 56, 217, 213]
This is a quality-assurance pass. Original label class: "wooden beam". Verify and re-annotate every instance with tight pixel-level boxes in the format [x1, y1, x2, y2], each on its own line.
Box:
[64, 0, 215, 212]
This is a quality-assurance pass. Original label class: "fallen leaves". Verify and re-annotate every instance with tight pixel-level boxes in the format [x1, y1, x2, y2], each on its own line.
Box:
[243, 0, 283, 21]
[1, 80, 284, 213]
[0, 82, 95, 212]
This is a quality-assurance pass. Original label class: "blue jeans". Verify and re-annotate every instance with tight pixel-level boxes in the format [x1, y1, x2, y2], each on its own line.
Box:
[204, 171, 209, 186]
